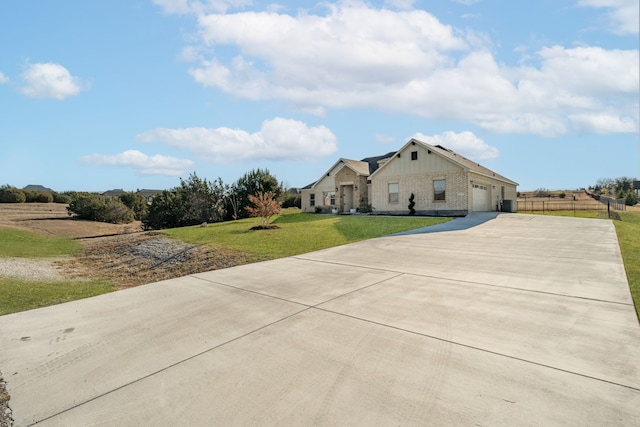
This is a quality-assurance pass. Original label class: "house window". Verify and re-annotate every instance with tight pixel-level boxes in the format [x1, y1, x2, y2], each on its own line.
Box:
[434, 180, 445, 201]
[388, 183, 399, 203]
[411, 151, 418, 161]
[310, 193, 315, 207]
[323, 191, 336, 206]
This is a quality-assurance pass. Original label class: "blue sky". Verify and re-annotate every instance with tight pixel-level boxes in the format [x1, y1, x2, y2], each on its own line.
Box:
[0, 0, 638, 192]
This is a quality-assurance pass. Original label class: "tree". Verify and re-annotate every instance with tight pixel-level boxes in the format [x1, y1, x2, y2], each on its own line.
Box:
[231, 169, 283, 219]
[143, 173, 227, 230]
[119, 192, 148, 221]
[408, 193, 416, 215]
[246, 191, 281, 228]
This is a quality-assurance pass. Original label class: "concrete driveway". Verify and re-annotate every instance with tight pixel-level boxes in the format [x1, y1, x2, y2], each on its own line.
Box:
[1, 213, 639, 426]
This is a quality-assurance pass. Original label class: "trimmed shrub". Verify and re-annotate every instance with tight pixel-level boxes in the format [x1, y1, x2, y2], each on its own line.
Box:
[0, 186, 26, 203]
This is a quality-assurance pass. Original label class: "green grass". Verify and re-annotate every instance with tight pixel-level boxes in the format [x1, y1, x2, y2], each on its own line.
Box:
[0, 228, 81, 258]
[164, 209, 451, 261]
[613, 211, 640, 318]
[0, 278, 114, 316]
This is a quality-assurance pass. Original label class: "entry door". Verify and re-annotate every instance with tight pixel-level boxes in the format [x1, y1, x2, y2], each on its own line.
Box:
[342, 186, 354, 212]
[472, 184, 490, 211]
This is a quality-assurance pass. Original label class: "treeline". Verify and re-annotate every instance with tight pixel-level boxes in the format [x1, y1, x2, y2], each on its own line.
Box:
[0, 169, 302, 229]
[589, 176, 638, 206]
[0, 185, 71, 204]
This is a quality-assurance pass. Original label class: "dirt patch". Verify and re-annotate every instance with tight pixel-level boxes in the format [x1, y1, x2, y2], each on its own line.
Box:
[0, 203, 252, 289]
[58, 232, 250, 289]
[0, 371, 12, 427]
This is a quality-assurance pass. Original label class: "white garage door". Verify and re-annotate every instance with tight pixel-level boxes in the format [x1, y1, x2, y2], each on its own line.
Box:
[472, 184, 491, 211]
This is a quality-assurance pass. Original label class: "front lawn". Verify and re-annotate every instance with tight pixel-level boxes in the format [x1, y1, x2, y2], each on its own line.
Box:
[614, 211, 640, 318]
[164, 210, 451, 261]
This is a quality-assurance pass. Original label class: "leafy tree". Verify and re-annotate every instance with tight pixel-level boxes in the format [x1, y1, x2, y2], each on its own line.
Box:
[408, 193, 416, 215]
[143, 173, 226, 229]
[246, 191, 281, 227]
[231, 169, 283, 219]
[0, 185, 26, 203]
[119, 192, 148, 221]
[144, 190, 181, 230]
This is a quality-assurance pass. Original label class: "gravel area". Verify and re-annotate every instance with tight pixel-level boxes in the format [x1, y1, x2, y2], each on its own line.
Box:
[0, 371, 12, 427]
[0, 258, 65, 281]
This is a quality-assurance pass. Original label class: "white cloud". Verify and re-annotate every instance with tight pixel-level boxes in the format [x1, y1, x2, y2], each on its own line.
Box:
[384, 0, 416, 10]
[136, 118, 338, 163]
[577, 0, 639, 35]
[412, 131, 499, 161]
[79, 150, 194, 176]
[153, 0, 250, 14]
[20, 63, 87, 100]
[179, 3, 637, 137]
[0, 72, 8, 84]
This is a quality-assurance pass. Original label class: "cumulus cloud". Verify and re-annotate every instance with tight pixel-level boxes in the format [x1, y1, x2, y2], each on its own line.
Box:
[19, 63, 87, 100]
[177, 3, 638, 137]
[136, 118, 338, 163]
[577, 0, 639, 35]
[79, 150, 194, 176]
[0, 72, 8, 84]
[412, 131, 499, 161]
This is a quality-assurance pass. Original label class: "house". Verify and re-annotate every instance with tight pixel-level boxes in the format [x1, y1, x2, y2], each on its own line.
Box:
[634, 180, 640, 197]
[136, 189, 163, 204]
[301, 139, 518, 216]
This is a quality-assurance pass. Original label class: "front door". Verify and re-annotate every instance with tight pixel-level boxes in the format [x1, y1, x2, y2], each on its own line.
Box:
[342, 185, 354, 212]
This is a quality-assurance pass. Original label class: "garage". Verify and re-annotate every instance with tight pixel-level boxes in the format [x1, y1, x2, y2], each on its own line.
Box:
[472, 184, 491, 211]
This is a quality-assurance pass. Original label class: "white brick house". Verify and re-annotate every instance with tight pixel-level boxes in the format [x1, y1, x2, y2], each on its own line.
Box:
[301, 139, 518, 216]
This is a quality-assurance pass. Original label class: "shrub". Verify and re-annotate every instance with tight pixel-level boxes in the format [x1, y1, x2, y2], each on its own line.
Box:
[0, 186, 26, 203]
[246, 191, 281, 227]
[25, 191, 54, 203]
[282, 193, 301, 209]
[315, 206, 322, 214]
[67, 193, 134, 224]
[53, 193, 72, 204]
[625, 192, 638, 206]
[119, 192, 148, 221]
[408, 193, 416, 215]
[559, 192, 566, 199]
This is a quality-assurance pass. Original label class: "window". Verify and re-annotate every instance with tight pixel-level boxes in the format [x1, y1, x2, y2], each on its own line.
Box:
[411, 151, 418, 161]
[323, 191, 336, 206]
[388, 183, 399, 203]
[309, 193, 315, 207]
[434, 180, 445, 201]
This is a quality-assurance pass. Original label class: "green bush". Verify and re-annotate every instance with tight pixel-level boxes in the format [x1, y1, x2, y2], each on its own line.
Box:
[53, 193, 72, 204]
[67, 193, 134, 224]
[626, 192, 638, 206]
[119, 192, 148, 221]
[25, 191, 54, 203]
[282, 193, 301, 209]
[0, 186, 26, 203]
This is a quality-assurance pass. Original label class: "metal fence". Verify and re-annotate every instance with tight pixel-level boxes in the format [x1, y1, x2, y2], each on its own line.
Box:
[517, 197, 625, 217]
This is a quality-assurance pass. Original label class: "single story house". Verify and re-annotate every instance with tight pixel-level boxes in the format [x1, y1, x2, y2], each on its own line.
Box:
[634, 180, 640, 197]
[301, 139, 518, 216]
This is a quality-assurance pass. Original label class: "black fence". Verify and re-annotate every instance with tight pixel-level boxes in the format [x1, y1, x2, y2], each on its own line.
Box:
[517, 196, 625, 218]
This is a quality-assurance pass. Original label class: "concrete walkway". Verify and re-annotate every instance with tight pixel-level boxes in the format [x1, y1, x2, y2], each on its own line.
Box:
[1, 213, 639, 426]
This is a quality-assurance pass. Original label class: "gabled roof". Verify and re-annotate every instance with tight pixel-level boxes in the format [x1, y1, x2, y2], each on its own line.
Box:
[306, 154, 392, 189]
[371, 139, 518, 186]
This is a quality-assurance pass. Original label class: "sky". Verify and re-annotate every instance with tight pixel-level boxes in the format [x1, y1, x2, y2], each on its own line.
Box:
[0, 0, 638, 192]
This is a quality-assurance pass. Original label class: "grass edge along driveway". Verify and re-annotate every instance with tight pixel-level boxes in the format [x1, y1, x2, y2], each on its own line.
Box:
[0, 213, 450, 315]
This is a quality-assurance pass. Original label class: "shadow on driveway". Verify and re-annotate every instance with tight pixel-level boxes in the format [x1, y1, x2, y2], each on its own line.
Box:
[391, 211, 501, 235]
